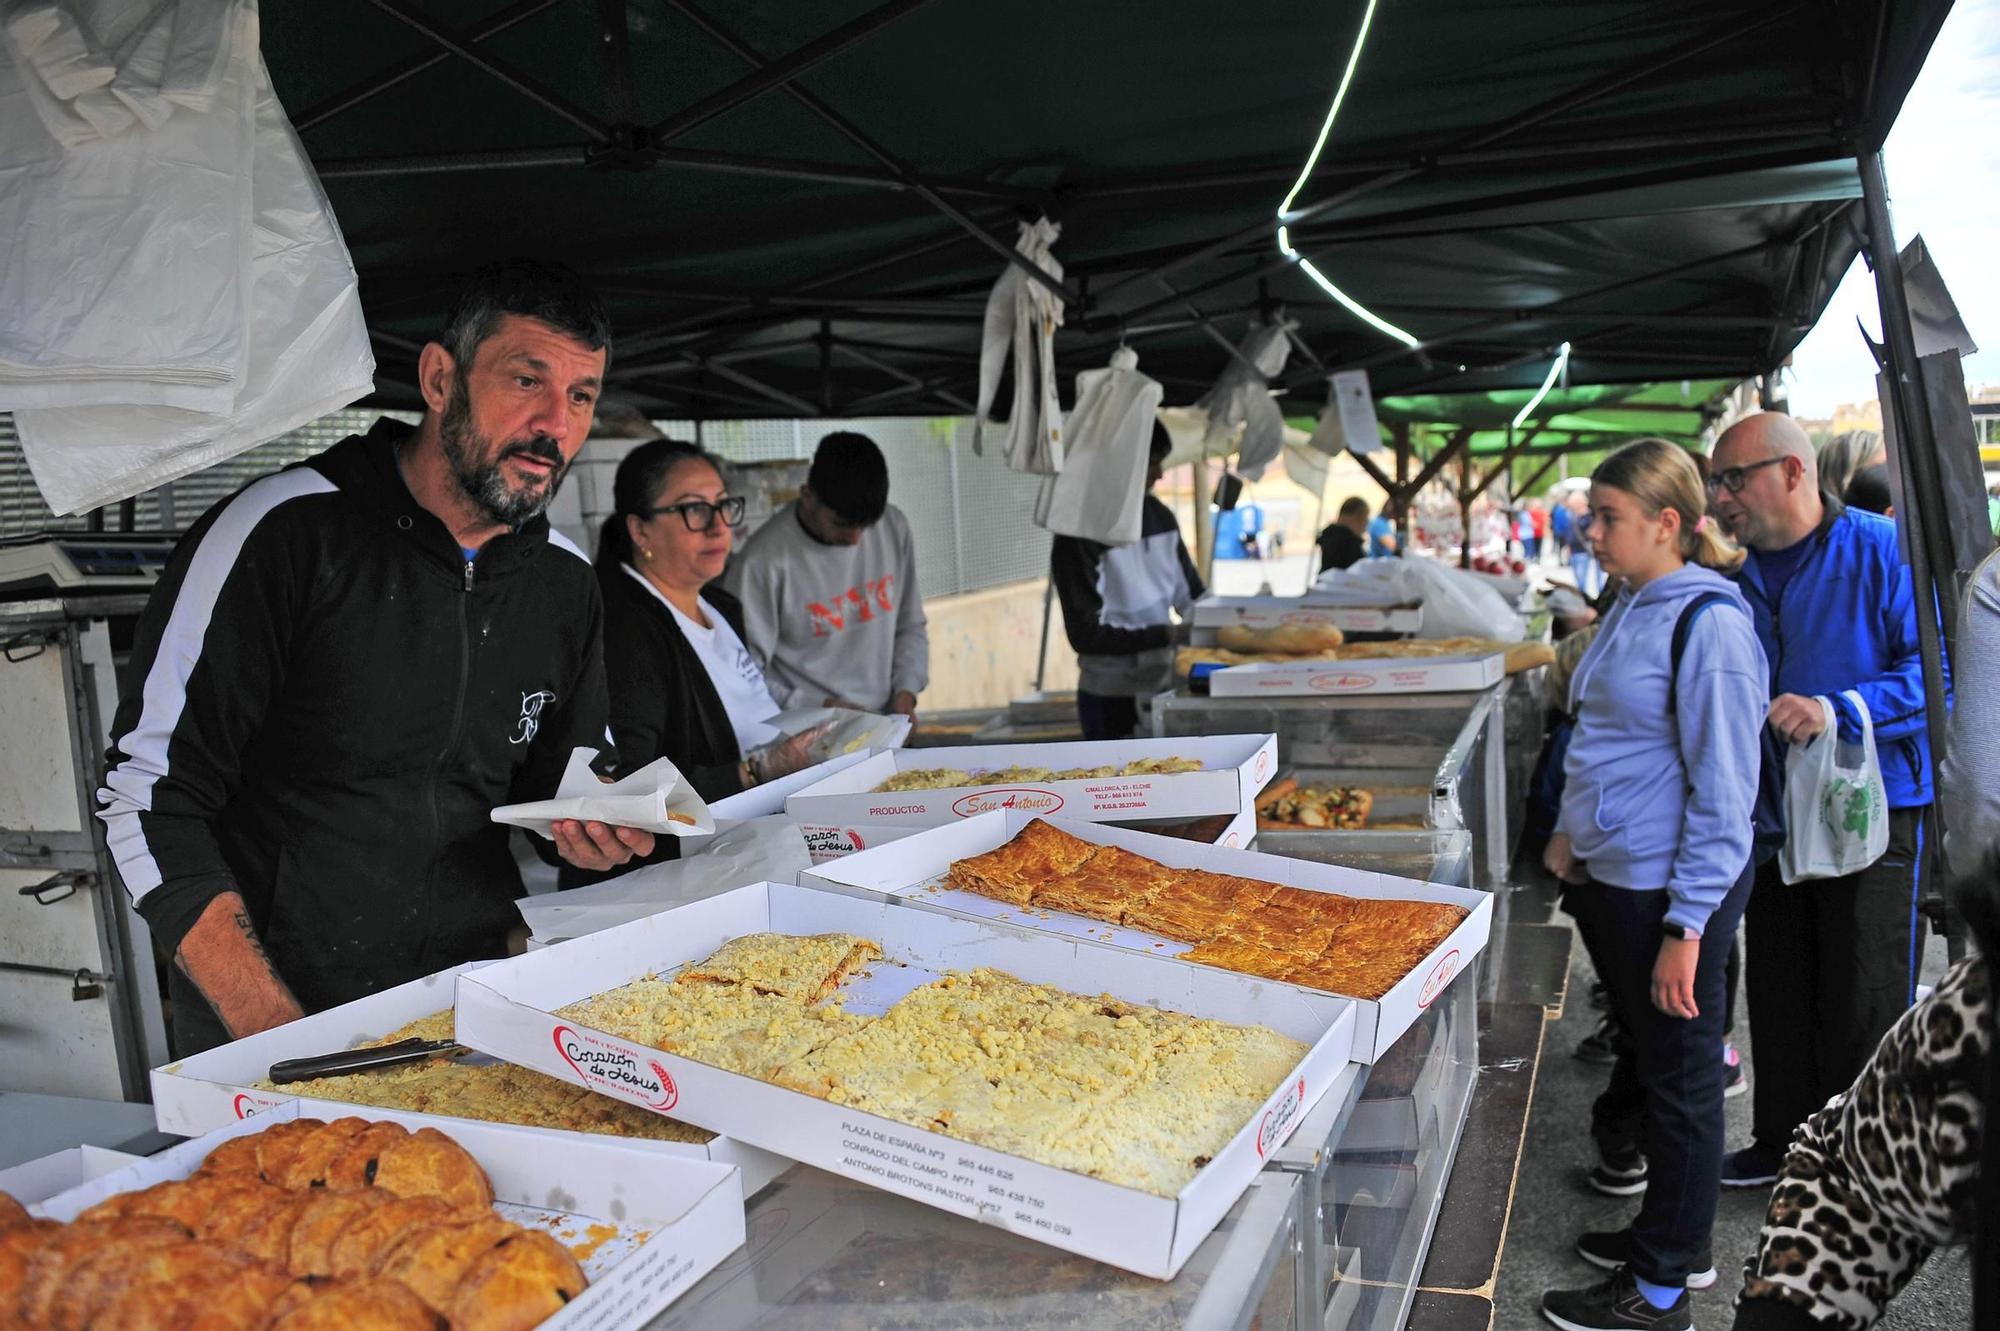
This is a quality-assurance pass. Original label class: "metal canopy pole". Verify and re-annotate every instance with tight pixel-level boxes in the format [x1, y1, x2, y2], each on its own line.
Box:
[1394, 421, 1413, 550]
[367, 0, 612, 140]
[1855, 151, 1954, 828]
[1515, 450, 1566, 501]
[666, 0, 1075, 308]
[652, 0, 935, 145]
[295, 0, 563, 132]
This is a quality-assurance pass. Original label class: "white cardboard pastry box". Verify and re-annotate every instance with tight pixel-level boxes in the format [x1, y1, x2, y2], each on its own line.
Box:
[1189, 593, 1424, 636]
[453, 882, 1357, 1279]
[25, 1102, 745, 1330]
[802, 812, 1490, 1061]
[0, 1146, 143, 1206]
[1205, 651, 1504, 697]
[781, 734, 1278, 830]
[151, 961, 790, 1201]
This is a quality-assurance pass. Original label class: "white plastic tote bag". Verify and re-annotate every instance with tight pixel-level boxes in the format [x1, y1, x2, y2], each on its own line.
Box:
[1779, 689, 1891, 883]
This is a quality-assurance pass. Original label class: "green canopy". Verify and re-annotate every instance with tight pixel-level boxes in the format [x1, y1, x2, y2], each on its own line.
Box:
[260, 1, 1949, 416]
[1379, 380, 1738, 454]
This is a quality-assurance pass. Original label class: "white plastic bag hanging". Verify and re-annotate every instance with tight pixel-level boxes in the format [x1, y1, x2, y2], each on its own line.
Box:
[1779, 691, 1891, 883]
[1195, 319, 1293, 480]
[973, 217, 1064, 474]
[0, 0, 256, 410]
[16, 53, 374, 514]
[1034, 347, 1162, 545]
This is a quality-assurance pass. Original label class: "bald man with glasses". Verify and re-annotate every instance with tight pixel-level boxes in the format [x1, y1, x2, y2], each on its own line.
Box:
[1706, 412, 1946, 1189]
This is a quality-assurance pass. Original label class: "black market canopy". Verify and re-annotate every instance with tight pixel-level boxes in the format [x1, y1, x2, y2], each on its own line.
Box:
[262, 0, 1951, 419]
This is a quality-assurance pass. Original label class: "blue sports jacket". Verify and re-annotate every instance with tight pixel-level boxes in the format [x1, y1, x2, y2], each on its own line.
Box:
[1734, 495, 1947, 810]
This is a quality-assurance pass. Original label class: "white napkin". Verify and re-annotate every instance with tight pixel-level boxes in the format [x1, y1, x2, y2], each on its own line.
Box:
[491, 747, 714, 838]
[517, 818, 809, 944]
[769, 707, 913, 762]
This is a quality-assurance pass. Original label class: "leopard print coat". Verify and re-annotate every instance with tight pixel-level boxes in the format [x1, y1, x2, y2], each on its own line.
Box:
[1739, 953, 1987, 1327]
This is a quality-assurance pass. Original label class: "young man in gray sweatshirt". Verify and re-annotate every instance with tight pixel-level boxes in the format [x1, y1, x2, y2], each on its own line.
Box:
[726, 431, 929, 721]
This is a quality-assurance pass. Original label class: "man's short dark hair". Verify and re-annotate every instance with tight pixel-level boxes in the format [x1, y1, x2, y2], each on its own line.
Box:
[1338, 496, 1370, 520]
[1149, 418, 1173, 462]
[809, 431, 890, 527]
[440, 259, 613, 374]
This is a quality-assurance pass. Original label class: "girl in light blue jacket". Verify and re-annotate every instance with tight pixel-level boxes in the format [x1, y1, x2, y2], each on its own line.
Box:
[1540, 439, 1769, 1331]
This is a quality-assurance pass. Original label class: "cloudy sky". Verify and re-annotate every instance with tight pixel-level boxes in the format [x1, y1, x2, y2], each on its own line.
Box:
[1785, 0, 2000, 416]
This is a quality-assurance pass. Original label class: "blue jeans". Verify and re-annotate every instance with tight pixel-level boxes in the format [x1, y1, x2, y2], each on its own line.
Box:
[1564, 863, 1753, 1286]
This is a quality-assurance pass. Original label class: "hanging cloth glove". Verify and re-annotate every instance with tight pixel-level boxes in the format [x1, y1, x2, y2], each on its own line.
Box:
[973, 217, 1065, 472]
[1034, 346, 1162, 546]
[1195, 318, 1295, 480]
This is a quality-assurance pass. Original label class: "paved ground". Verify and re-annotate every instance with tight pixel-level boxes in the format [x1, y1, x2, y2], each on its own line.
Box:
[1490, 868, 1971, 1330]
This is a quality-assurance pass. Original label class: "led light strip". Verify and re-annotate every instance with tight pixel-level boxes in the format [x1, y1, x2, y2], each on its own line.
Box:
[1275, 0, 1420, 348]
[1512, 341, 1572, 428]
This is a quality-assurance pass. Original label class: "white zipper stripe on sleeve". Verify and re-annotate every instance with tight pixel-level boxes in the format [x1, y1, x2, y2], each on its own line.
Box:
[96, 469, 338, 903]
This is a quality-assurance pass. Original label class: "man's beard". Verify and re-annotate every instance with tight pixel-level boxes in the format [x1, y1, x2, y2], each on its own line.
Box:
[440, 376, 569, 527]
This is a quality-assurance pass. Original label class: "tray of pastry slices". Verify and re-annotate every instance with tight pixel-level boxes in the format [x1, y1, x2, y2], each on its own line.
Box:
[4, 1102, 744, 1330]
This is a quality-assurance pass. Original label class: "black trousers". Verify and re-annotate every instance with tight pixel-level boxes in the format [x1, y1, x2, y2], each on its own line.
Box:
[1744, 806, 1927, 1151]
[1076, 690, 1140, 741]
[1567, 865, 1753, 1286]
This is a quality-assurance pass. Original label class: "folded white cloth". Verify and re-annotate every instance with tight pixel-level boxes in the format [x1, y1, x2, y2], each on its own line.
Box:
[492, 748, 715, 838]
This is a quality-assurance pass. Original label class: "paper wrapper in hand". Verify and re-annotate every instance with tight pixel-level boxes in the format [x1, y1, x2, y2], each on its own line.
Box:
[768, 707, 913, 761]
[490, 747, 715, 838]
[516, 818, 809, 943]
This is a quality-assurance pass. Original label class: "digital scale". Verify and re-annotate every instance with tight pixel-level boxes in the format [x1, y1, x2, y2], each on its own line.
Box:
[0, 531, 178, 600]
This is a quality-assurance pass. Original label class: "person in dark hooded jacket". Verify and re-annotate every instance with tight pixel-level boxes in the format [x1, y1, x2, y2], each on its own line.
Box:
[98, 260, 653, 1056]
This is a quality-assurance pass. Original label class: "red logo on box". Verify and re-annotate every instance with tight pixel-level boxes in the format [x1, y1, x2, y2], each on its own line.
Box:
[1307, 672, 1377, 693]
[552, 1023, 679, 1111]
[1256, 1078, 1308, 1157]
[951, 788, 1063, 817]
[1416, 948, 1462, 1008]
[232, 1092, 281, 1119]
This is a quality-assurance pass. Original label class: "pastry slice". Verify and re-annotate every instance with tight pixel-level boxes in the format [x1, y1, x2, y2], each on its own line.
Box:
[1281, 949, 1416, 1000]
[650, 982, 868, 1081]
[1028, 843, 1176, 922]
[1175, 936, 1298, 983]
[1123, 871, 1275, 944]
[1335, 898, 1468, 959]
[676, 931, 881, 1003]
[943, 818, 1101, 907]
[1223, 886, 1355, 957]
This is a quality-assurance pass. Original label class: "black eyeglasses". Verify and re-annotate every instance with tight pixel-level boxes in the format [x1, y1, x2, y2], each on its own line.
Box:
[646, 496, 746, 531]
[1706, 456, 1788, 495]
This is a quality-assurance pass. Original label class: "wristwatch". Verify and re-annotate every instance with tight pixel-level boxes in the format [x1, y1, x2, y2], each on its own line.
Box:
[1662, 923, 1701, 942]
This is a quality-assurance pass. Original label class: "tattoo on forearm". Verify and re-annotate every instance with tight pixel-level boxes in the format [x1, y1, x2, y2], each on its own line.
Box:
[231, 908, 275, 962]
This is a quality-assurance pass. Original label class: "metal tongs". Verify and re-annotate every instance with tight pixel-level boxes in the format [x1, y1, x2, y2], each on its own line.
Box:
[268, 1036, 460, 1084]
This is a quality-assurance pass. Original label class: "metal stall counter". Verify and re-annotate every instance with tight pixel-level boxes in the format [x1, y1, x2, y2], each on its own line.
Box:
[1153, 685, 1510, 892]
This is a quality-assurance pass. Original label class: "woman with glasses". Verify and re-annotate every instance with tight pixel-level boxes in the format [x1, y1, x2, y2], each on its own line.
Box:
[591, 439, 823, 817]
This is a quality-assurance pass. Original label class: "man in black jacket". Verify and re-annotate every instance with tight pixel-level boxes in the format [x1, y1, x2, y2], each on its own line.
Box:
[98, 260, 654, 1055]
[1315, 496, 1370, 573]
[1051, 422, 1205, 740]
